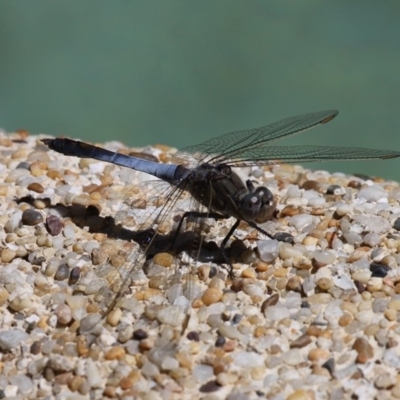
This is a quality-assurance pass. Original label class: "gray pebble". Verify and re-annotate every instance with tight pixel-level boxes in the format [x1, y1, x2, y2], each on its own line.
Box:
[22, 209, 43, 226]
[54, 264, 70, 281]
[0, 329, 29, 351]
[257, 239, 279, 263]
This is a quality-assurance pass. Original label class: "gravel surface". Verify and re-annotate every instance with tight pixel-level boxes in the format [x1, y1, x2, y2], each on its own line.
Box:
[1, 130, 400, 399]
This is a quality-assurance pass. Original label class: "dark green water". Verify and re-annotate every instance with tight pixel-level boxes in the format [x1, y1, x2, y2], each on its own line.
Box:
[1, 1, 400, 180]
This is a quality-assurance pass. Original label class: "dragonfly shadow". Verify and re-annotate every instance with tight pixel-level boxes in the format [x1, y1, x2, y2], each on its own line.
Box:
[16, 195, 243, 265]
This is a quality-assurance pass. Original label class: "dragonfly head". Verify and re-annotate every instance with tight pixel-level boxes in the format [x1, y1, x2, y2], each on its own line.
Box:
[239, 181, 276, 223]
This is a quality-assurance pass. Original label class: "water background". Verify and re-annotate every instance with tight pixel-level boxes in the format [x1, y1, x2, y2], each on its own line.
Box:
[1, 1, 400, 180]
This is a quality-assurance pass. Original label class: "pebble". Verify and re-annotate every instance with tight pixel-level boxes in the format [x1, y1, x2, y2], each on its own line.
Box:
[21, 209, 44, 226]
[27, 182, 44, 193]
[0, 329, 29, 351]
[54, 264, 70, 280]
[104, 346, 125, 360]
[358, 185, 388, 201]
[263, 304, 290, 321]
[257, 239, 279, 263]
[289, 214, 315, 230]
[55, 304, 72, 325]
[153, 252, 174, 267]
[282, 349, 303, 366]
[201, 288, 223, 305]
[1, 248, 16, 263]
[156, 305, 186, 327]
[352, 337, 374, 363]
[46, 214, 63, 236]
[233, 351, 264, 368]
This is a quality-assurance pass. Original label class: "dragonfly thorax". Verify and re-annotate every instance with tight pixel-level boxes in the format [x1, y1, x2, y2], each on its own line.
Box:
[185, 162, 276, 224]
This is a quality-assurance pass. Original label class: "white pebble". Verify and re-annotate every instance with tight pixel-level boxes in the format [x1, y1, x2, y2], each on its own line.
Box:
[358, 185, 388, 202]
[313, 250, 336, 264]
[264, 304, 290, 321]
[257, 240, 279, 263]
[156, 305, 186, 327]
[282, 349, 303, 366]
[0, 329, 29, 351]
[289, 214, 314, 230]
[233, 351, 264, 368]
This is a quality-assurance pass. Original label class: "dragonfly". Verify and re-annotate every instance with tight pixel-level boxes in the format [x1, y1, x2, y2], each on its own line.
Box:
[42, 110, 400, 329]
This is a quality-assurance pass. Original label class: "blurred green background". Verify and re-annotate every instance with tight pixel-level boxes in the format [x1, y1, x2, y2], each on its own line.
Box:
[1, 1, 400, 180]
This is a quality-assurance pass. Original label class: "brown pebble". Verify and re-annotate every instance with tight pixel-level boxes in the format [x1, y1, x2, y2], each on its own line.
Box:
[153, 252, 173, 268]
[317, 278, 333, 291]
[253, 261, 269, 272]
[241, 268, 256, 279]
[290, 334, 312, 349]
[338, 312, 353, 327]
[261, 293, 279, 313]
[103, 386, 117, 398]
[201, 288, 223, 306]
[286, 389, 314, 400]
[105, 346, 126, 360]
[223, 340, 237, 352]
[286, 276, 302, 292]
[281, 205, 300, 217]
[352, 337, 374, 363]
[308, 348, 330, 362]
[68, 375, 85, 392]
[301, 180, 321, 191]
[27, 182, 44, 193]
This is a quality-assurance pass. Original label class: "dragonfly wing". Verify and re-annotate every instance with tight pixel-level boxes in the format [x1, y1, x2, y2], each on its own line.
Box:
[176, 110, 338, 164]
[222, 145, 400, 167]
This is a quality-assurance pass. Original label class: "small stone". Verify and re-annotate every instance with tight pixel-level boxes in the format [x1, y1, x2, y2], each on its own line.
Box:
[263, 304, 290, 321]
[54, 264, 70, 281]
[308, 348, 330, 362]
[104, 346, 125, 360]
[290, 334, 312, 349]
[55, 304, 72, 325]
[326, 185, 345, 195]
[0, 329, 29, 351]
[317, 278, 333, 291]
[257, 240, 279, 263]
[370, 263, 390, 278]
[1, 248, 17, 263]
[233, 351, 264, 368]
[68, 267, 81, 285]
[106, 308, 122, 327]
[352, 337, 373, 363]
[282, 349, 304, 366]
[202, 288, 223, 305]
[9, 293, 33, 311]
[133, 329, 148, 341]
[286, 389, 314, 400]
[153, 252, 173, 267]
[63, 224, 76, 239]
[21, 209, 43, 226]
[156, 305, 186, 327]
[27, 182, 44, 193]
[357, 185, 387, 202]
[289, 214, 314, 230]
[46, 215, 63, 236]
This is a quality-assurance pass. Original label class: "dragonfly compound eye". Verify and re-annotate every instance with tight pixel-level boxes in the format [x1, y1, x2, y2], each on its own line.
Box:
[240, 193, 262, 221]
[255, 187, 274, 206]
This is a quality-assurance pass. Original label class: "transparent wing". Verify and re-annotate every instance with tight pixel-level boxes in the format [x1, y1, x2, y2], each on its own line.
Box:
[176, 110, 338, 165]
[222, 145, 400, 167]
[77, 175, 221, 332]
